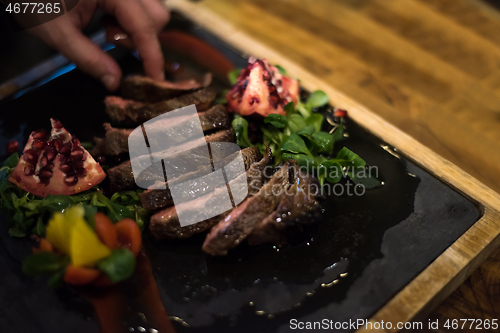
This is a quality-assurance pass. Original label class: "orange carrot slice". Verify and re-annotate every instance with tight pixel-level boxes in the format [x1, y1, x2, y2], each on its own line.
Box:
[64, 265, 100, 285]
[94, 213, 118, 249]
[115, 218, 142, 256]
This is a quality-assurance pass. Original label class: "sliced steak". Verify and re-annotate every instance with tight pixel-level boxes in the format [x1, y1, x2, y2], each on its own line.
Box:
[106, 129, 234, 193]
[202, 162, 292, 256]
[105, 87, 217, 125]
[121, 73, 212, 103]
[107, 160, 135, 193]
[247, 145, 272, 195]
[198, 104, 230, 132]
[140, 147, 261, 210]
[149, 147, 271, 240]
[91, 123, 133, 157]
[247, 167, 321, 246]
[93, 105, 229, 157]
[133, 129, 235, 188]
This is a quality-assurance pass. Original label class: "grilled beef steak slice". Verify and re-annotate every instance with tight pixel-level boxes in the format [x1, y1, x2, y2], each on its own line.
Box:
[198, 104, 230, 132]
[91, 124, 133, 157]
[149, 174, 245, 240]
[105, 87, 217, 125]
[107, 160, 135, 193]
[133, 129, 235, 188]
[202, 162, 292, 256]
[247, 145, 272, 195]
[149, 147, 271, 240]
[121, 73, 212, 103]
[248, 167, 321, 246]
[93, 105, 229, 157]
[106, 129, 235, 193]
[140, 147, 261, 210]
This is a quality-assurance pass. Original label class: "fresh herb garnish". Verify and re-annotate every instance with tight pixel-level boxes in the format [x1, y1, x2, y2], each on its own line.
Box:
[97, 248, 136, 283]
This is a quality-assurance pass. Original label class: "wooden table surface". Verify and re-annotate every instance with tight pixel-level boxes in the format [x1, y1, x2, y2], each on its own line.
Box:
[194, 0, 500, 329]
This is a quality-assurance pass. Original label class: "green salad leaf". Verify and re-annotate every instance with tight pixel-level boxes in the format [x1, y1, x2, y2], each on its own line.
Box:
[275, 64, 288, 75]
[306, 90, 329, 109]
[98, 248, 136, 283]
[2, 153, 19, 169]
[264, 114, 288, 129]
[232, 117, 253, 148]
[282, 134, 312, 156]
[22, 252, 69, 277]
[228, 68, 242, 85]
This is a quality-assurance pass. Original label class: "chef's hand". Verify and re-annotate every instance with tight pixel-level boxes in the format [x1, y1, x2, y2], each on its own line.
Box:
[29, 0, 170, 91]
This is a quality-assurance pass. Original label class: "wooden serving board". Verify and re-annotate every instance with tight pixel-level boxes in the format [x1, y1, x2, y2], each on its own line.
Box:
[165, 0, 500, 330]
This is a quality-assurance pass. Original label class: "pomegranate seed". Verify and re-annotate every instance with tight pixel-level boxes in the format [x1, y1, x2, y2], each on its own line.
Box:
[52, 120, 63, 129]
[64, 175, 78, 186]
[32, 130, 46, 140]
[70, 150, 84, 160]
[45, 147, 56, 161]
[73, 161, 84, 169]
[6, 140, 19, 155]
[40, 156, 48, 167]
[52, 138, 61, 151]
[97, 156, 106, 164]
[59, 164, 73, 174]
[39, 170, 52, 179]
[24, 165, 34, 176]
[31, 139, 46, 150]
[23, 149, 38, 164]
[333, 109, 347, 119]
[76, 168, 86, 176]
[72, 137, 81, 148]
[59, 143, 72, 154]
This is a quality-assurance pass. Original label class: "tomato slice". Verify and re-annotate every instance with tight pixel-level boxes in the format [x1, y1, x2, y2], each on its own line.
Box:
[94, 212, 118, 249]
[115, 218, 142, 256]
[64, 265, 100, 285]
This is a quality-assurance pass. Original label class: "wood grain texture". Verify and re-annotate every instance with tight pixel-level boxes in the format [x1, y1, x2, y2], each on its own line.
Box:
[164, 0, 500, 330]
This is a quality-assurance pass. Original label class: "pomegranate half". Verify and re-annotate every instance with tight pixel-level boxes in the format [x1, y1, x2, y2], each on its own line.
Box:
[9, 119, 106, 197]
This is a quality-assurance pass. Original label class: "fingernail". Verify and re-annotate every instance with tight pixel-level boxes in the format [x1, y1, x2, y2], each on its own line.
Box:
[113, 33, 128, 41]
[101, 74, 116, 90]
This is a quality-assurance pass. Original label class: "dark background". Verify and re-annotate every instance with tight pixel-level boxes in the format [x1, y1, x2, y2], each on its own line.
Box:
[0, 6, 103, 83]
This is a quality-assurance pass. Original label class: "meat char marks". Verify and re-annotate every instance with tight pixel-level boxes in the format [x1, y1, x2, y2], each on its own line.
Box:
[149, 147, 271, 240]
[202, 161, 321, 256]
[121, 73, 212, 103]
[105, 87, 217, 126]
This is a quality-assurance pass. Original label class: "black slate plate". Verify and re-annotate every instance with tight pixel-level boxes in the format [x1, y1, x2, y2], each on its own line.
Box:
[0, 13, 482, 333]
